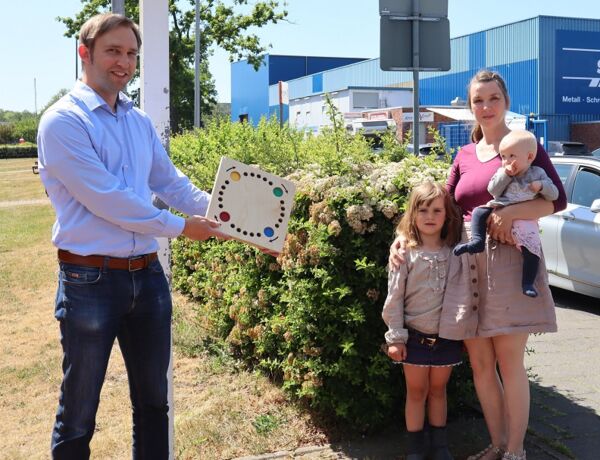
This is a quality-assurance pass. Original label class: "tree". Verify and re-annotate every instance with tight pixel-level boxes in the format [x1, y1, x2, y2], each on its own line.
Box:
[40, 89, 70, 115]
[58, 0, 288, 133]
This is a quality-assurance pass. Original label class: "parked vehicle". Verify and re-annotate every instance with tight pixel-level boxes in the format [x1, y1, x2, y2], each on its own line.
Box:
[590, 147, 600, 158]
[406, 143, 450, 161]
[547, 140, 589, 156]
[539, 155, 600, 298]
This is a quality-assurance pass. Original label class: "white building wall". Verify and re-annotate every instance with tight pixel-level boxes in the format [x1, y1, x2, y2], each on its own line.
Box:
[289, 88, 411, 133]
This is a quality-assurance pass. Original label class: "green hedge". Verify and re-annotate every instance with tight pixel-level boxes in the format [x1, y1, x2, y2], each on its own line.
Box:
[0, 117, 39, 144]
[170, 115, 474, 430]
[0, 143, 38, 159]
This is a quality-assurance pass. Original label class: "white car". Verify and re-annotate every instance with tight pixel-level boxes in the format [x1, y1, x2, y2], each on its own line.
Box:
[539, 156, 600, 298]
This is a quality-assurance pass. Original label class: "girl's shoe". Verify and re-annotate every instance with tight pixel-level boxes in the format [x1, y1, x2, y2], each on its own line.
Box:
[406, 430, 426, 460]
[502, 451, 526, 460]
[430, 425, 453, 460]
[467, 444, 504, 460]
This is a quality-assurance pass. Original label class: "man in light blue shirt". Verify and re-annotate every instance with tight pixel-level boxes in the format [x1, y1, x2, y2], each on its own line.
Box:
[37, 13, 227, 459]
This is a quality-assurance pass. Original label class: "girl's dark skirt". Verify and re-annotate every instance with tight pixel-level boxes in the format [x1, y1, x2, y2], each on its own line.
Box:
[403, 328, 463, 367]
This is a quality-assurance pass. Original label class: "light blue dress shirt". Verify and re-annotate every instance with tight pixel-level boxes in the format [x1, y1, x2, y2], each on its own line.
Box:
[37, 81, 210, 257]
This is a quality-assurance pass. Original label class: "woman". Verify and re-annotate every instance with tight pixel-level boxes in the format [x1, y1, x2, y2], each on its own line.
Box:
[389, 70, 566, 460]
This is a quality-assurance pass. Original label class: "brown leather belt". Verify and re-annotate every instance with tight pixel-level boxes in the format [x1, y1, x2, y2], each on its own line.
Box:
[58, 249, 158, 272]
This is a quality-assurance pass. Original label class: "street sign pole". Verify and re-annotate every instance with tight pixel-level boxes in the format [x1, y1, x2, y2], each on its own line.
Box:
[379, 0, 450, 151]
[411, 0, 420, 157]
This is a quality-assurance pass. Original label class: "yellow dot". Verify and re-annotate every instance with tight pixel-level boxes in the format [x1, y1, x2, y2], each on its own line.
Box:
[230, 171, 241, 181]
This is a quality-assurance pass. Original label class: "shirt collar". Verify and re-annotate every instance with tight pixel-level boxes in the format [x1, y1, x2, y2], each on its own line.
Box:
[72, 80, 134, 114]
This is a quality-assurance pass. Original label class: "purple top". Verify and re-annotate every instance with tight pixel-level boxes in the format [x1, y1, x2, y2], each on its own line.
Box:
[447, 143, 567, 221]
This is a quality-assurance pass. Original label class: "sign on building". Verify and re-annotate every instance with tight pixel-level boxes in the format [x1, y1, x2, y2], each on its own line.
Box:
[556, 30, 600, 114]
[402, 111, 434, 122]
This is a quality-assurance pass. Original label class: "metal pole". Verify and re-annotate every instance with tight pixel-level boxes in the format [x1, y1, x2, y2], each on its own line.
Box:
[412, 0, 420, 156]
[34, 78, 37, 115]
[278, 82, 283, 128]
[111, 0, 125, 15]
[139, 1, 174, 457]
[75, 38, 79, 81]
[194, 0, 202, 128]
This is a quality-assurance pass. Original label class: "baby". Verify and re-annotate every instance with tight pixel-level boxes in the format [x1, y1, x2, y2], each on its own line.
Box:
[453, 130, 559, 297]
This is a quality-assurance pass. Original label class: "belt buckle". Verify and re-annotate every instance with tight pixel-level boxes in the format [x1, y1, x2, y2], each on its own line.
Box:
[128, 255, 145, 272]
[421, 337, 437, 346]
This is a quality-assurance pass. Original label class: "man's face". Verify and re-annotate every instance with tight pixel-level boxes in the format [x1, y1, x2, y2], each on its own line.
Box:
[80, 25, 138, 105]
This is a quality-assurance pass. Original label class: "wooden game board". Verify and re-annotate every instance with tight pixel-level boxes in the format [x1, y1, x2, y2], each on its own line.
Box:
[206, 157, 296, 253]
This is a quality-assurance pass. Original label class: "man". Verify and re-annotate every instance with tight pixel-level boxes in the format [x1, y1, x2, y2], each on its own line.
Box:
[37, 13, 226, 458]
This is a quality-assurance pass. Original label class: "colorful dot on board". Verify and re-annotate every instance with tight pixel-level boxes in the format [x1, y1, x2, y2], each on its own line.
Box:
[230, 171, 241, 181]
[273, 187, 283, 197]
[264, 227, 274, 237]
[219, 212, 230, 222]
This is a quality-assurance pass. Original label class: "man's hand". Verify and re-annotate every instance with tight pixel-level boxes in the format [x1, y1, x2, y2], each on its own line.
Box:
[486, 207, 515, 245]
[529, 180, 542, 194]
[389, 234, 408, 270]
[182, 216, 225, 241]
[387, 343, 407, 362]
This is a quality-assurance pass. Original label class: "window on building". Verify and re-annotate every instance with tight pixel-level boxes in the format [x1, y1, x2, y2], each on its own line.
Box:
[353, 92, 379, 109]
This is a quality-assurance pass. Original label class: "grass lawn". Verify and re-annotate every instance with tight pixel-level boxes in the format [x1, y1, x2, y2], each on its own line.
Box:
[0, 159, 323, 459]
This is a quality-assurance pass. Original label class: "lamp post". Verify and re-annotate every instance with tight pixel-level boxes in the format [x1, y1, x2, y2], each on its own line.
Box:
[194, 0, 202, 128]
[112, 0, 125, 15]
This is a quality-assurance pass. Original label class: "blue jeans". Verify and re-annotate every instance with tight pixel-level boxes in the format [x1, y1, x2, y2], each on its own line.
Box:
[51, 258, 172, 459]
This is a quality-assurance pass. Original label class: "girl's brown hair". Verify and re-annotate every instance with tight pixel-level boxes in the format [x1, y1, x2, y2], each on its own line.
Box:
[467, 69, 510, 142]
[396, 182, 462, 248]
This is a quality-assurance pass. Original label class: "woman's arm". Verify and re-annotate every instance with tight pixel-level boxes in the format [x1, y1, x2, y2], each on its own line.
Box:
[487, 198, 554, 243]
[488, 143, 565, 244]
[388, 234, 408, 270]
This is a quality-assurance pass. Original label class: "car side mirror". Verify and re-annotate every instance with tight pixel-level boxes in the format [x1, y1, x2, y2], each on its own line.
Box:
[591, 198, 600, 213]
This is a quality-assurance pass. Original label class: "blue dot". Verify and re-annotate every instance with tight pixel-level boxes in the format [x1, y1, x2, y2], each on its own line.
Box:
[264, 227, 274, 237]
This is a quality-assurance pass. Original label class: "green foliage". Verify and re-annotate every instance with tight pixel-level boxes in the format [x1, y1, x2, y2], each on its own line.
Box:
[0, 113, 40, 144]
[0, 124, 14, 144]
[0, 109, 37, 123]
[58, 0, 288, 133]
[253, 413, 283, 435]
[170, 116, 466, 429]
[12, 118, 39, 144]
[0, 144, 38, 159]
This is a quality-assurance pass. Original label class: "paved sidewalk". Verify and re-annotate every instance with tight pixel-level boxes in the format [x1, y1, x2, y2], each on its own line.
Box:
[525, 294, 600, 460]
[234, 291, 600, 460]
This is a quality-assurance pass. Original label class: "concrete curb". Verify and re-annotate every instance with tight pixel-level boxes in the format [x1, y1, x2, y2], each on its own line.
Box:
[232, 444, 334, 460]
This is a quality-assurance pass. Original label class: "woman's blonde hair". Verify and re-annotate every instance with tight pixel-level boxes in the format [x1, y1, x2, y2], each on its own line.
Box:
[396, 182, 462, 248]
[467, 69, 510, 143]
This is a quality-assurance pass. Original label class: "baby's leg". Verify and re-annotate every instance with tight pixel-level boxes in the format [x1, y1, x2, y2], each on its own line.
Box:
[453, 206, 493, 256]
[521, 248, 539, 297]
[511, 219, 542, 298]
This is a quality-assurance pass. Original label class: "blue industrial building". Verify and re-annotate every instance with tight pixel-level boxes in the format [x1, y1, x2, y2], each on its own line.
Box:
[231, 16, 600, 144]
[230, 55, 367, 125]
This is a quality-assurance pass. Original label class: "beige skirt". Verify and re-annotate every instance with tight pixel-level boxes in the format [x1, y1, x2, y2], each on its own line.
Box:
[439, 223, 557, 340]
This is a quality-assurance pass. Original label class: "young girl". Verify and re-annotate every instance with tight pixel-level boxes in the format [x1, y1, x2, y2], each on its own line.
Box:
[382, 181, 463, 460]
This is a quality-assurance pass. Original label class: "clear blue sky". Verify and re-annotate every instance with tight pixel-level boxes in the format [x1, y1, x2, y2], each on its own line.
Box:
[1, 0, 599, 112]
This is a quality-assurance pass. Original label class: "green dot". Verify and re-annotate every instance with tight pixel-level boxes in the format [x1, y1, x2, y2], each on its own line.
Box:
[273, 187, 283, 197]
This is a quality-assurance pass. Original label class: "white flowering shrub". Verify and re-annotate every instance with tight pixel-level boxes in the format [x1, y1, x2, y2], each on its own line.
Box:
[170, 116, 472, 429]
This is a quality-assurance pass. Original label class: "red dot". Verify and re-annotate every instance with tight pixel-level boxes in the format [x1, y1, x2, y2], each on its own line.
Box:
[219, 212, 230, 222]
